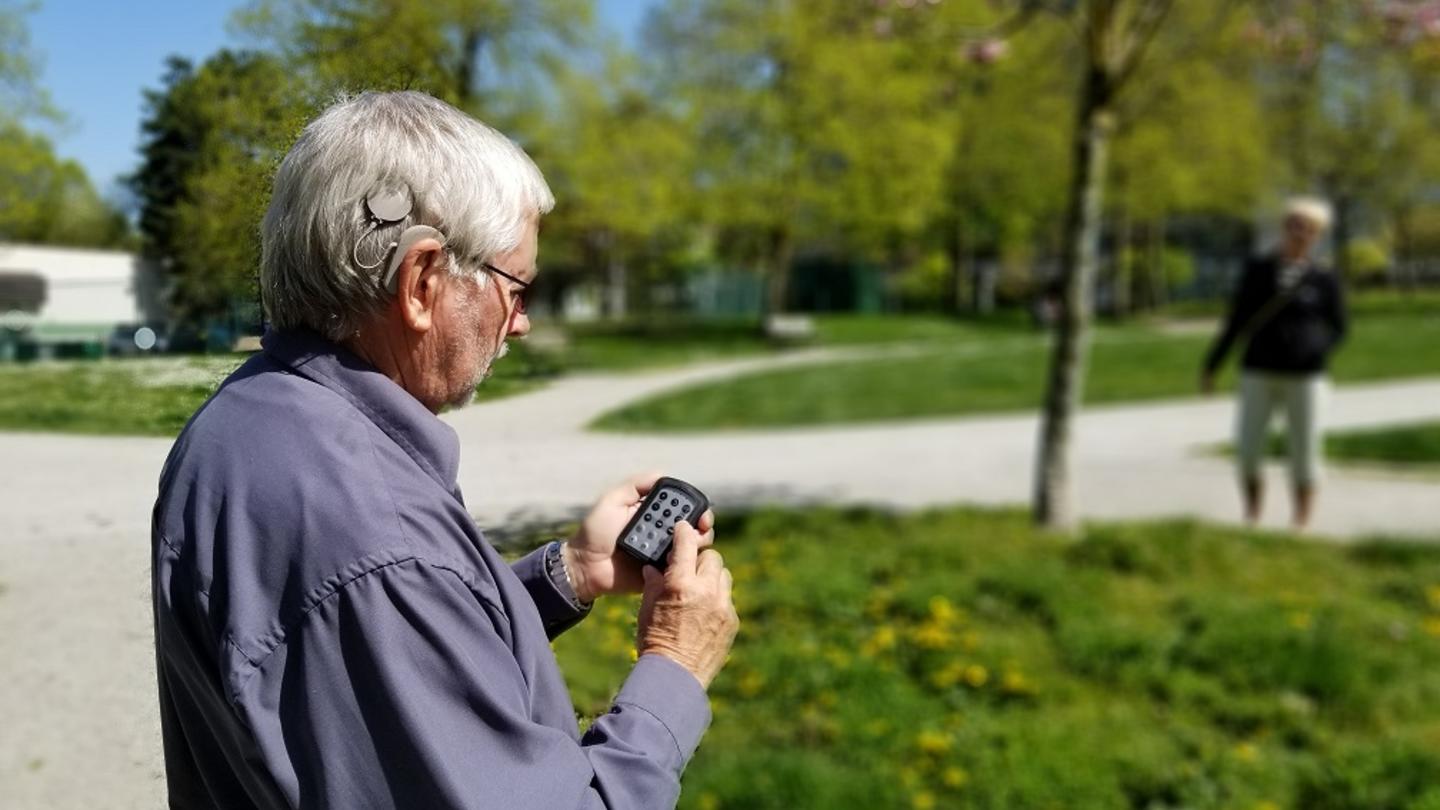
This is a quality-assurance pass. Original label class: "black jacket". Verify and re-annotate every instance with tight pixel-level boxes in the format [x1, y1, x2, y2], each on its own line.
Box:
[1204, 254, 1348, 375]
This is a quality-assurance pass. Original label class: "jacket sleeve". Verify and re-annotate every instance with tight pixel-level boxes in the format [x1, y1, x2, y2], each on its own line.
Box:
[511, 543, 591, 639]
[1203, 259, 1260, 375]
[236, 557, 710, 810]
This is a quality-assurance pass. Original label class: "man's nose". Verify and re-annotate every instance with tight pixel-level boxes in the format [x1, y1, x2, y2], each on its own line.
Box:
[509, 311, 531, 338]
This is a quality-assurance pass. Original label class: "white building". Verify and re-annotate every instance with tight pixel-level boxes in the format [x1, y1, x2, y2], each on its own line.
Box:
[0, 243, 164, 346]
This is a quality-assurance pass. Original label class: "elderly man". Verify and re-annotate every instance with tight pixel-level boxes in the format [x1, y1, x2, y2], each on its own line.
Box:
[151, 91, 738, 808]
[1202, 197, 1348, 531]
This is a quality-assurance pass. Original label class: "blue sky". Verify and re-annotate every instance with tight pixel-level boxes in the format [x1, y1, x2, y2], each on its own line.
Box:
[28, 0, 655, 195]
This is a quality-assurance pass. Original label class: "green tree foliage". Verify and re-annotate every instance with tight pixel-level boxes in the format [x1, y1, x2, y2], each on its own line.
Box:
[128, 51, 307, 325]
[0, 123, 131, 247]
[0, 1, 130, 248]
[0, 0, 59, 126]
[645, 0, 953, 314]
[883, 0, 1074, 311]
[1110, 9, 1267, 220]
[533, 48, 697, 316]
[1250, 0, 1440, 271]
[232, 0, 592, 115]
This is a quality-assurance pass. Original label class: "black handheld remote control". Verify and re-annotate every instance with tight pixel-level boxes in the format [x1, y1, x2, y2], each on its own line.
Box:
[619, 477, 710, 569]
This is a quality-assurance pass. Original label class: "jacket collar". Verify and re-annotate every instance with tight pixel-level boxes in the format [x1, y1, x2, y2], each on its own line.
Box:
[261, 328, 462, 496]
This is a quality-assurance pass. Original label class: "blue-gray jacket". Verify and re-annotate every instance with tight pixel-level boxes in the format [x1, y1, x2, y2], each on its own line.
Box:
[151, 328, 709, 808]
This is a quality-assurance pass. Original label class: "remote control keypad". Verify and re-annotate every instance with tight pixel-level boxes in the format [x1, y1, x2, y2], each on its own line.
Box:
[627, 486, 698, 558]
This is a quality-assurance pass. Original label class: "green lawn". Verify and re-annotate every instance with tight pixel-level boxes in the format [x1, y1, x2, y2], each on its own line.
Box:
[593, 312, 1440, 432]
[552, 313, 1017, 371]
[1327, 422, 1440, 467]
[0, 357, 241, 437]
[0, 315, 991, 436]
[4, 306, 1435, 437]
[1259, 421, 1440, 469]
[549, 507, 1440, 810]
[1163, 287, 1440, 320]
[553, 319, 777, 371]
[0, 342, 561, 437]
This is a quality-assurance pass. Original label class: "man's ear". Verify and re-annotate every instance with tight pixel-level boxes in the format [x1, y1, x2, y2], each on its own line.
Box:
[392, 238, 448, 334]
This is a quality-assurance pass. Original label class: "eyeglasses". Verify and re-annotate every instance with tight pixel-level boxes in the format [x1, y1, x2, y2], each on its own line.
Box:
[482, 263, 530, 316]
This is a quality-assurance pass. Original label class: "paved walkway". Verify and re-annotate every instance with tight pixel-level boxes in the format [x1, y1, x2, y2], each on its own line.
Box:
[448, 358, 1440, 541]
[3, 351, 1439, 808]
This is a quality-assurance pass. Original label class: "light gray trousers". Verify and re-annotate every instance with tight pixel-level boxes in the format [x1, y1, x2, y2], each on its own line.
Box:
[1236, 371, 1327, 488]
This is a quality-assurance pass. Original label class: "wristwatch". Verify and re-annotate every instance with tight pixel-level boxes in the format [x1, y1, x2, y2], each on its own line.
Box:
[544, 540, 593, 612]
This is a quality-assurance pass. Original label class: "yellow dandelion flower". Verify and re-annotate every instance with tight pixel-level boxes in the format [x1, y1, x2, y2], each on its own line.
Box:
[1253, 802, 1280, 810]
[862, 625, 898, 657]
[911, 623, 954, 650]
[928, 596, 959, 625]
[629, 648, 639, 663]
[1234, 742, 1259, 763]
[1288, 611, 1312, 631]
[1427, 584, 1440, 610]
[823, 646, 853, 670]
[916, 730, 952, 755]
[911, 791, 936, 810]
[942, 766, 969, 789]
[1423, 616, 1440, 638]
[963, 664, 989, 688]
[697, 793, 720, 810]
[930, 661, 965, 690]
[1000, 669, 1033, 695]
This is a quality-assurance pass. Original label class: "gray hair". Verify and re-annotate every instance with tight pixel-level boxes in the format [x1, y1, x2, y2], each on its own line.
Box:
[260, 91, 555, 340]
[1284, 195, 1333, 231]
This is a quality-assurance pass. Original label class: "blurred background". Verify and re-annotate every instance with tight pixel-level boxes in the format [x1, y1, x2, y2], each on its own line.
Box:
[3, 0, 1440, 808]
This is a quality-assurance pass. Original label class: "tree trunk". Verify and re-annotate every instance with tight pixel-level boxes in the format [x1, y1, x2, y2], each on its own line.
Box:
[1393, 205, 1415, 292]
[974, 260, 995, 316]
[762, 225, 794, 320]
[606, 256, 627, 321]
[1114, 200, 1132, 317]
[456, 27, 487, 109]
[1034, 66, 1115, 532]
[1149, 217, 1168, 309]
[949, 213, 968, 315]
[598, 229, 626, 320]
[1331, 194, 1352, 282]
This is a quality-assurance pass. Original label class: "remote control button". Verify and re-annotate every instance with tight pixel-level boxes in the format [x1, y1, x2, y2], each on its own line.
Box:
[681, 504, 691, 513]
[671, 498, 679, 506]
[663, 509, 672, 518]
[647, 530, 655, 539]
[650, 502, 659, 511]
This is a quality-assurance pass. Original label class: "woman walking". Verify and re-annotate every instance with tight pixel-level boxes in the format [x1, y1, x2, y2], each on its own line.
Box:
[1201, 197, 1348, 531]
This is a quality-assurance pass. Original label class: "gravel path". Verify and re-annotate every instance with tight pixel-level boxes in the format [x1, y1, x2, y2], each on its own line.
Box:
[3, 351, 1438, 808]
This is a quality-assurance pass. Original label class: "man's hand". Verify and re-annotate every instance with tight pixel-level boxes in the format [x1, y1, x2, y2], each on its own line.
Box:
[636, 522, 739, 690]
[564, 472, 715, 604]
